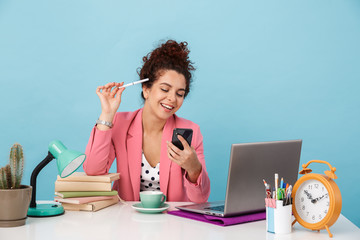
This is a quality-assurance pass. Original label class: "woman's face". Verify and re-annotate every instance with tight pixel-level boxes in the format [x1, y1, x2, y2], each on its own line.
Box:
[143, 70, 186, 121]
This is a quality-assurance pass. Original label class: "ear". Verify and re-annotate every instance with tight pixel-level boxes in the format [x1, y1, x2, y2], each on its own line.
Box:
[142, 85, 150, 99]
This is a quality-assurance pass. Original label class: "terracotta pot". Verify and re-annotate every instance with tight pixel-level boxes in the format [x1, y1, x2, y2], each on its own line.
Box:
[0, 185, 32, 227]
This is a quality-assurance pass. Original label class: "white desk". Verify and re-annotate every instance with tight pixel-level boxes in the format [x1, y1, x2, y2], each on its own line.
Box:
[1, 201, 359, 240]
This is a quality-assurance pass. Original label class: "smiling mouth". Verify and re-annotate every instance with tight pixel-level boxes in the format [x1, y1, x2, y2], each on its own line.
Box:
[161, 103, 174, 110]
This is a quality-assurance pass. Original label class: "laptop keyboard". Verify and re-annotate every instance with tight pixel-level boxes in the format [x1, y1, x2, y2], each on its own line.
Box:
[205, 205, 224, 212]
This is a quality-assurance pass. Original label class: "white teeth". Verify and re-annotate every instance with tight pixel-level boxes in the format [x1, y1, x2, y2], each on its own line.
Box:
[161, 103, 174, 110]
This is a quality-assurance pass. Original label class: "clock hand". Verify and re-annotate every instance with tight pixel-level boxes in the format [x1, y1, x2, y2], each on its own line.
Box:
[317, 194, 328, 201]
[311, 193, 328, 204]
[304, 190, 313, 200]
[311, 197, 319, 204]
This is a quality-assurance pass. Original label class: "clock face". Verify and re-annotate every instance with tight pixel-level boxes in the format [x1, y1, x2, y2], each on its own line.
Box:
[295, 179, 330, 224]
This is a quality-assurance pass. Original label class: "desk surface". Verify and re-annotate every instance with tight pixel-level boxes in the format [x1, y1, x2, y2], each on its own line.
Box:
[1, 201, 359, 240]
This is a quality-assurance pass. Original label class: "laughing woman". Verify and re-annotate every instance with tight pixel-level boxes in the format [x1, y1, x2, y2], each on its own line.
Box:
[83, 40, 210, 203]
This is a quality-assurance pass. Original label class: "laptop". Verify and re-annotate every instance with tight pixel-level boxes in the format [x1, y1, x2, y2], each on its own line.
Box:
[176, 139, 302, 217]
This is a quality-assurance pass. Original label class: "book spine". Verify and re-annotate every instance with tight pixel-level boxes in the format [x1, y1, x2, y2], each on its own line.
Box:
[56, 173, 120, 183]
[54, 190, 118, 198]
[54, 196, 116, 204]
[57, 177, 111, 183]
[55, 181, 112, 192]
[91, 198, 119, 211]
[61, 198, 119, 212]
[61, 203, 92, 211]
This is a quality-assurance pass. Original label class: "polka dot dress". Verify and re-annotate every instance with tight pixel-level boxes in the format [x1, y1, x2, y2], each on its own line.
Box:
[140, 153, 160, 191]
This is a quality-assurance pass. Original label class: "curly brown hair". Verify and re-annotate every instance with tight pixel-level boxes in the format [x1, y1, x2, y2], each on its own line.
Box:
[137, 40, 195, 99]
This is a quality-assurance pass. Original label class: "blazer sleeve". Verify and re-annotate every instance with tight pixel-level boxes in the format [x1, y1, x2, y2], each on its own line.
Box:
[83, 123, 116, 176]
[183, 125, 210, 203]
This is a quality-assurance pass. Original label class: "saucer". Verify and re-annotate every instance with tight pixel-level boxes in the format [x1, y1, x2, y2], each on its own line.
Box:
[132, 203, 169, 214]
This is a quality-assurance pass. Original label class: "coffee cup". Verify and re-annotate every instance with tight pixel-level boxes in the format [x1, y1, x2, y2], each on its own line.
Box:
[139, 191, 166, 208]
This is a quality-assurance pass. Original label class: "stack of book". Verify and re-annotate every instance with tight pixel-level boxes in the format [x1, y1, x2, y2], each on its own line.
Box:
[54, 172, 120, 212]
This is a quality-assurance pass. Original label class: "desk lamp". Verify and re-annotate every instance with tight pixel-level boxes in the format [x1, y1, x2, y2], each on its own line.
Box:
[27, 140, 86, 217]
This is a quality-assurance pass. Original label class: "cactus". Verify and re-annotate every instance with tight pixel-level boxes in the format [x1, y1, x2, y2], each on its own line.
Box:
[9, 143, 24, 189]
[0, 165, 12, 189]
[0, 143, 24, 189]
[0, 167, 7, 189]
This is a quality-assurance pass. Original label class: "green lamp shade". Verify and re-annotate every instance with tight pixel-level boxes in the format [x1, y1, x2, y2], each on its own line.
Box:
[49, 140, 86, 178]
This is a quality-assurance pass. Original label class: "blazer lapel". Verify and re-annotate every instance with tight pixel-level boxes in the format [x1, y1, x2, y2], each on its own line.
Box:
[126, 109, 143, 200]
[160, 115, 175, 196]
[126, 109, 176, 199]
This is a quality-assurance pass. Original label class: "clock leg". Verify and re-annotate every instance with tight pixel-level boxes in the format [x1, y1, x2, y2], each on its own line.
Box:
[292, 219, 297, 226]
[324, 225, 333, 238]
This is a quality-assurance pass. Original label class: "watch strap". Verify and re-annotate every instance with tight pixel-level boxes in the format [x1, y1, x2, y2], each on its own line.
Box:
[96, 119, 113, 128]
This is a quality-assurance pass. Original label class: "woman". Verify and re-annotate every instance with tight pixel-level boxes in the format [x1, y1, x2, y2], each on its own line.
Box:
[84, 40, 210, 203]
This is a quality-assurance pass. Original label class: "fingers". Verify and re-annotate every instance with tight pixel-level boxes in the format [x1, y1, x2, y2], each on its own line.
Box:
[115, 82, 125, 100]
[96, 83, 110, 95]
[99, 82, 113, 95]
[177, 135, 190, 149]
[167, 141, 181, 158]
[96, 86, 103, 96]
[110, 82, 121, 98]
[104, 82, 116, 89]
[167, 149, 179, 164]
[167, 140, 200, 176]
[167, 141, 184, 166]
[96, 82, 123, 96]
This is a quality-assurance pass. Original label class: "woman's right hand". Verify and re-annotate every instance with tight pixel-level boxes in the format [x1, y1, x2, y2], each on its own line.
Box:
[96, 82, 125, 124]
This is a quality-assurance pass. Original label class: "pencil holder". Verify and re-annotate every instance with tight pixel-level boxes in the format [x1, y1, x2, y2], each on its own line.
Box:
[265, 199, 292, 234]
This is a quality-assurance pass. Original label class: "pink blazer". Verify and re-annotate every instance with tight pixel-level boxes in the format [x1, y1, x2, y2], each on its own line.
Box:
[83, 108, 210, 203]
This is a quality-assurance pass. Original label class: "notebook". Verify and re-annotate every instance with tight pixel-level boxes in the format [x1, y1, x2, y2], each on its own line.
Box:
[176, 140, 302, 217]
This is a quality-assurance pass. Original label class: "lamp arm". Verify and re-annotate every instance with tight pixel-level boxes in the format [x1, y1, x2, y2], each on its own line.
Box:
[29, 152, 55, 208]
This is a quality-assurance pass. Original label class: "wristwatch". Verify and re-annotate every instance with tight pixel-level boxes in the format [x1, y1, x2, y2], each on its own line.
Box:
[96, 119, 113, 128]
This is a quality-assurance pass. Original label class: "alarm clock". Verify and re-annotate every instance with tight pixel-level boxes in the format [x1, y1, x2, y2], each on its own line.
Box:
[292, 160, 342, 238]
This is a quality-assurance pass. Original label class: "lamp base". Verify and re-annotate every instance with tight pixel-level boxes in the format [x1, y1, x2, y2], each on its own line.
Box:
[28, 204, 64, 217]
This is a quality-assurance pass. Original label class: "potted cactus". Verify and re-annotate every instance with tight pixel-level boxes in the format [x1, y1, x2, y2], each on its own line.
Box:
[0, 143, 32, 227]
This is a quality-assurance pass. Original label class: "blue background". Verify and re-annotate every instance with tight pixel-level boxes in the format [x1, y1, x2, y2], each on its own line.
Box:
[1, 0, 359, 227]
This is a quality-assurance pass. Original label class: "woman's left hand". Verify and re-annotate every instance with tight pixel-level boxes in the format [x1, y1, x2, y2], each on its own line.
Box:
[167, 135, 202, 183]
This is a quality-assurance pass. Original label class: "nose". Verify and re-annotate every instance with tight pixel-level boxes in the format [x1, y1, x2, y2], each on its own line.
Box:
[167, 91, 176, 102]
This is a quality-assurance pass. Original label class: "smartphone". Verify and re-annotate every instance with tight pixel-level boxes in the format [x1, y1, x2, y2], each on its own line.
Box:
[171, 128, 193, 150]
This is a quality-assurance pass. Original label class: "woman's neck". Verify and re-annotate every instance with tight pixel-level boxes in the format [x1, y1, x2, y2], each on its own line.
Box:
[142, 106, 167, 134]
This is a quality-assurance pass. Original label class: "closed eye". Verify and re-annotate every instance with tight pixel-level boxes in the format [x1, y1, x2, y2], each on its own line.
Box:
[161, 88, 184, 97]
